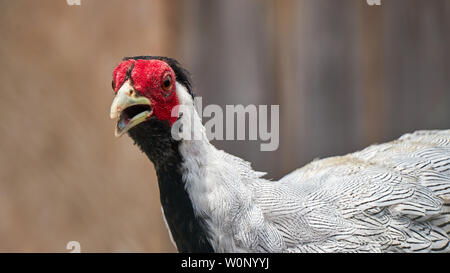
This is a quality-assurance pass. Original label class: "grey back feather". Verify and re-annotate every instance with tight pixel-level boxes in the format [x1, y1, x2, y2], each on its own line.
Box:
[248, 130, 450, 252]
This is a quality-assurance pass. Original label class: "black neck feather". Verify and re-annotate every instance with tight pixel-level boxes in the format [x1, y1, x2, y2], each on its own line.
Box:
[128, 118, 214, 253]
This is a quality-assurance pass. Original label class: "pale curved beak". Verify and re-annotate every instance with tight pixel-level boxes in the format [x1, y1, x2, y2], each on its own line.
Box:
[110, 81, 153, 137]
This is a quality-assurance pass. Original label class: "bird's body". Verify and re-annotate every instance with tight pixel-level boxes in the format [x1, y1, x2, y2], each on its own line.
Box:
[110, 56, 450, 253]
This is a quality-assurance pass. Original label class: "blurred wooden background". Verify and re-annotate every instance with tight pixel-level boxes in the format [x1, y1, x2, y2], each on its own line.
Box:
[0, 0, 449, 252]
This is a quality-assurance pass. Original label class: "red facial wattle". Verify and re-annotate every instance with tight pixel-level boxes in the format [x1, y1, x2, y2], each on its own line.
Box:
[112, 59, 180, 126]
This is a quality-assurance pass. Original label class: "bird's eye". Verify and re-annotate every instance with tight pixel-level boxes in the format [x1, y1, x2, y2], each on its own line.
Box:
[162, 75, 172, 91]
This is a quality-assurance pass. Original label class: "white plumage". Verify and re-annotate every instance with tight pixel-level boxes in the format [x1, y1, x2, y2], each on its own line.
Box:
[175, 83, 450, 253]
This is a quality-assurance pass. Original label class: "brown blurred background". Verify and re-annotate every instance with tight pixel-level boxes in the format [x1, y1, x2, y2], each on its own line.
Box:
[0, 0, 449, 252]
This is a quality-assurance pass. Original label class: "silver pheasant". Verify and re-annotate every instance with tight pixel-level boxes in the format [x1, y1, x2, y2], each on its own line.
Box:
[110, 56, 450, 253]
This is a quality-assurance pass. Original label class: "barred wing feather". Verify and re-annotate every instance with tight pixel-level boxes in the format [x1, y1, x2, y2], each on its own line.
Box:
[253, 130, 450, 252]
